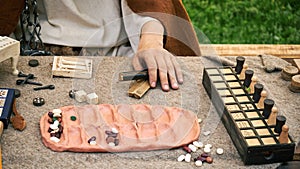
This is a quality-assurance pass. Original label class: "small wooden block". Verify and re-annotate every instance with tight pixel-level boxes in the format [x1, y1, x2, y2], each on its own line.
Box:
[128, 79, 150, 99]
[75, 90, 87, 102]
[86, 92, 98, 105]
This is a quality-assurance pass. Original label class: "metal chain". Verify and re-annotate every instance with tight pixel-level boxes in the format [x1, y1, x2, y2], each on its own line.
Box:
[20, 0, 52, 56]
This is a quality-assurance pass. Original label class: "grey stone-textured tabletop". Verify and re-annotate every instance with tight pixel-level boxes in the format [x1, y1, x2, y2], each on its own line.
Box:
[0, 56, 299, 169]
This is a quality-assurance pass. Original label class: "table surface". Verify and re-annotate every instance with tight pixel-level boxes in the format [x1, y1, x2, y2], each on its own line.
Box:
[0, 56, 299, 169]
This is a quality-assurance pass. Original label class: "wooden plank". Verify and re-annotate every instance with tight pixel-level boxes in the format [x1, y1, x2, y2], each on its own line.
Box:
[200, 44, 300, 59]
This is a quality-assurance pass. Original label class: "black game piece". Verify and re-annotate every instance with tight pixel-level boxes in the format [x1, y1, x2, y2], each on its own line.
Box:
[18, 71, 35, 79]
[16, 79, 43, 86]
[33, 97, 45, 106]
[69, 90, 78, 98]
[235, 56, 245, 74]
[33, 85, 55, 91]
[252, 83, 263, 103]
[243, 69, 254, 88]
[20, 73, 34, 85]
[28, 59, 39, 67]
[274, 115, 286, 133]
[262, 99, 274, 118]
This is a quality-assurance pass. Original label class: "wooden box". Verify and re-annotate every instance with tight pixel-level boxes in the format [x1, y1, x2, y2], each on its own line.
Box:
[202, 66, 295, 165]
[52, 56, 92, 79]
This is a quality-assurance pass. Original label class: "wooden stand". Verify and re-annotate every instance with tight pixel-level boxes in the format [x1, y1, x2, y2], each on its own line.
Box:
[0, 36, 19, 75]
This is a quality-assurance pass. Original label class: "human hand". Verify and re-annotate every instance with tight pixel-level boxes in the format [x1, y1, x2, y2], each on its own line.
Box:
[132, 44, 183, 91]
[132, 20, 183, 91]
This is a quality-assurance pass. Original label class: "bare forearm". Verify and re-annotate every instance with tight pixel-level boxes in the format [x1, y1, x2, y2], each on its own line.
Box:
[138, 20, 164, 50]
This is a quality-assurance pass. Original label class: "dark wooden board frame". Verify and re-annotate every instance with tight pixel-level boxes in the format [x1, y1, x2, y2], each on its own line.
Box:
[202, 66, 295, 165]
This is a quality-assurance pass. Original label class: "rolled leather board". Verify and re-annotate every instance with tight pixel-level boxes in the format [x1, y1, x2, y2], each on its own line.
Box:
[40, 104, 200, 152]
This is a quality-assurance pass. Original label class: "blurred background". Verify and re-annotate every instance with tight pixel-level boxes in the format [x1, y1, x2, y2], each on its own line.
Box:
[182, 0, 300, 44]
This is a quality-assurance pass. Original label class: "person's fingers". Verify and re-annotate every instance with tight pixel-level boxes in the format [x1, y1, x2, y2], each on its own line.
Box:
[163, 53, 179, 90]
[144, 53, 158, 88]
[171, 56, 183, 84]
[155, 54, 169, 91]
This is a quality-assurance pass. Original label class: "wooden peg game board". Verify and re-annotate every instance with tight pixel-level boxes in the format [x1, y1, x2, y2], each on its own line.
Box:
[202, 66, 295, 165]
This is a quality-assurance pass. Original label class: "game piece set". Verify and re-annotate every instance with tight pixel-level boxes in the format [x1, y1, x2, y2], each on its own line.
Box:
[202, 56, 296, 165]
[52, 56, 92, 79]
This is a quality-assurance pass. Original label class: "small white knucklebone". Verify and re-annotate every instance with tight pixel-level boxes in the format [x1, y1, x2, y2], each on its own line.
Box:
[188, 144, 197, 152]
[193, 141, 203, 148]
[195, 160, 203, 167]
[177, 154, 186, 162]
[184, 153, 191, 162]
[205, 144, 212, 149]
[204, 147, 211, 153]
[50, 137, 60, 143]
[52, 109, 62, 117]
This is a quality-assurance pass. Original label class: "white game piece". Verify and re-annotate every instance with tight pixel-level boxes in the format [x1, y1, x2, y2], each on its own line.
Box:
[204, 147, 211, 153]
[203, 131, 211, 136]
[216, 148, 224, 155]
[86, 92, 99, 104]
[195, 160, 203, 167]
[188, 144, 197, 152]
[111, 127, 119, 134]
[205, 144, 212, 148]
[193, 141, 202, 148]
[52, 109, 62, 117]
[177, 154, 186, 162]
[108, 142, 116, 147]
[184, 153, 192, 162]
[89, 140, 97, 146]
[50, 137, 60, 143]
[198, 118, 202, 123]
[75, 90, 87, 102]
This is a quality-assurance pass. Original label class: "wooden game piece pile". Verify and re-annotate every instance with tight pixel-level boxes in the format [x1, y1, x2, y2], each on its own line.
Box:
[281, 65, 300, 93]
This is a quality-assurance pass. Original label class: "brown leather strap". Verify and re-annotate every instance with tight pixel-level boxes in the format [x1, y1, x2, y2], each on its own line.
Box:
[127, 0, 201, 56]
[0, 0, 25, 36]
